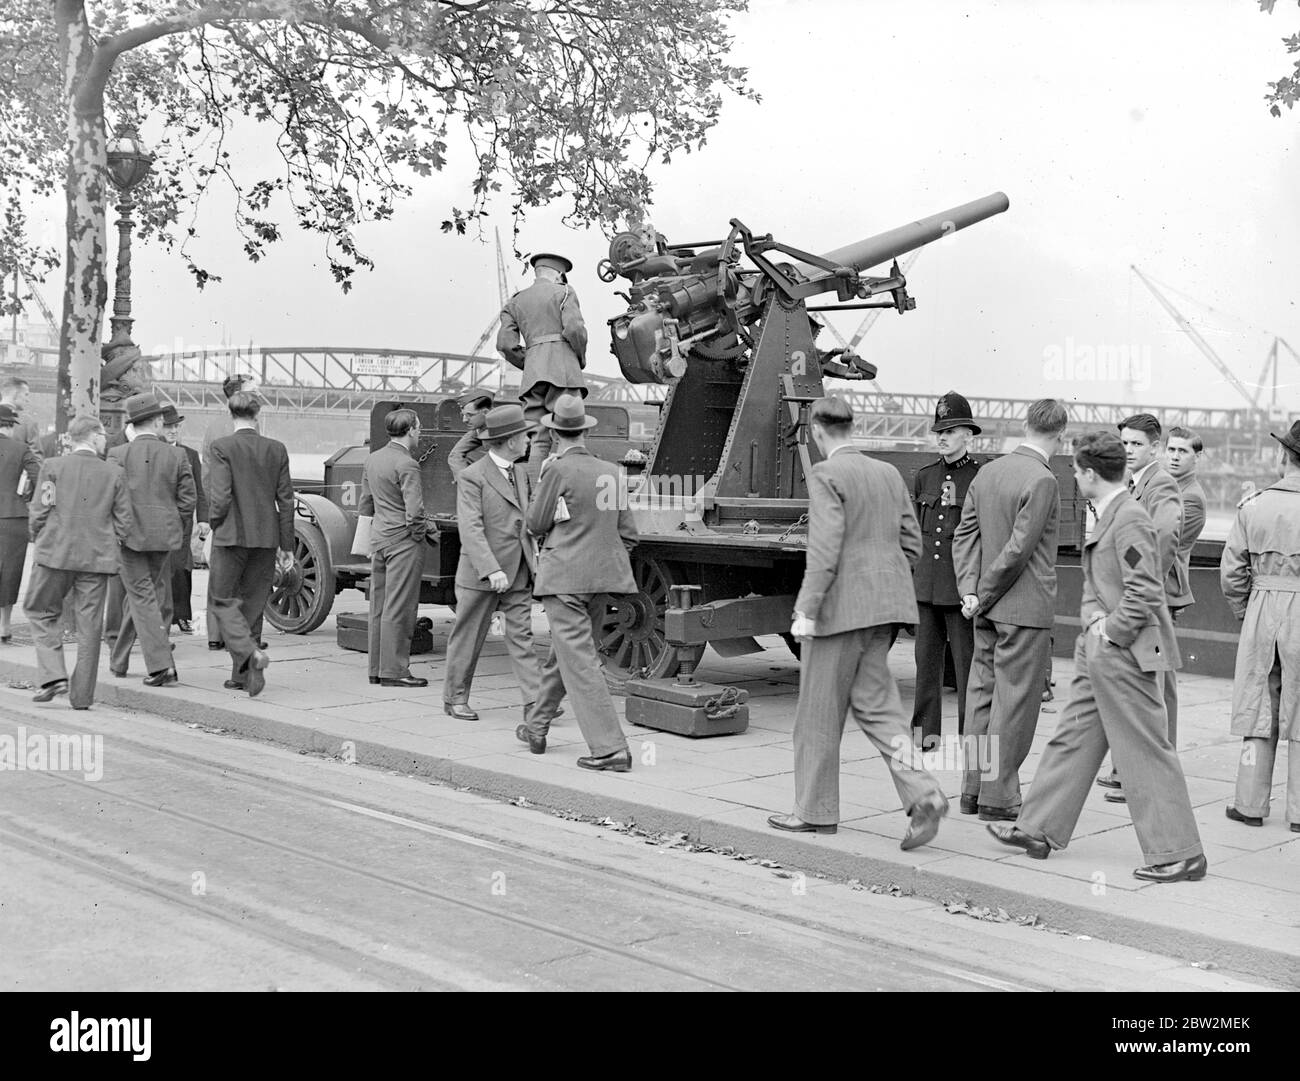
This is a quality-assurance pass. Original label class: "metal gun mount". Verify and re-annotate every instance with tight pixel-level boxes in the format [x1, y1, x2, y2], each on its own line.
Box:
[602, 192, 1010, 513]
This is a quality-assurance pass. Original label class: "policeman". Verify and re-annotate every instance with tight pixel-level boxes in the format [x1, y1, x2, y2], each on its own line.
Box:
[911, 391, 981, 749]
[496, 252, 588, 465]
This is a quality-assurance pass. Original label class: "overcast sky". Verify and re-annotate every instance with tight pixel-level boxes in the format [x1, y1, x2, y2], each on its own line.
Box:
[56, 0, 1300, 414]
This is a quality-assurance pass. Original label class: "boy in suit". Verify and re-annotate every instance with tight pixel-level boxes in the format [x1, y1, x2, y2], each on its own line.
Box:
[768, 396, 947, 850]
[989, 431, 1206, 883]
[207, 391, 294, 697]
[25, 416, 131, 708]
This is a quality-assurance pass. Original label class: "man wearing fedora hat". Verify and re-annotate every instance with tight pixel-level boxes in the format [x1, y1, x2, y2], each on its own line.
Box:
[953, 398, 1067, 820]
[1221, 419, 1300, 833]
[497, 252, 588, 465]
[443, 403, 561, 732]
[162, 405, 209, 634]
[448, 390, 495, 482]
[911, 391, 982, 750]
[108, 391, 196, 686]
[525, 394, 634, 769]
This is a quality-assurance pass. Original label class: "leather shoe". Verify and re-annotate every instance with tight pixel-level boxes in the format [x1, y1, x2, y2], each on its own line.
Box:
[245, 650, 269, 698]
[143, 669, 179, 687]
[443, 701, 478, 719]
[368, 676, 380, 685]
[208, 641, 224, 651]
[33, 681, 68, 703]
[959, 794, 979, 815]
[1096, 771, 1122, 790]
[176, 619, 194, 634]
[767, 813, 837, 835]
[902, 794, 948, 851]
[577, 748, 632, 772]
[986, 823, 1050, 859]
[978, 804, 1019, 821]
[223, 679, 246, 691]
[1290, 823, 1300, 833]
[1225, 806, 1262, 827]
[1104, 790, 1128, 804]
[381, 675, 428, 689]
[516, 724, 546, 754]
[1133, 853, 1207, 883]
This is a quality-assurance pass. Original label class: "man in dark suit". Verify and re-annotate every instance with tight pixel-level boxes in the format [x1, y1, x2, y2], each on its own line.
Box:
[25, 416, 131, 708]
[162, 406, 209, 634]
[989, 431, 1206, 883]
[0, 376, 42, 464]
[768, 396, 947, 848]
[447, 391, 494, 482]
[911, 391, 982, 749]
[953, 398, 1066, 820]
[359, 407, 430, 688]
[109, 392, 196, 686]
[497, 252, 588, 464]
[525, 395, 633, 769]
[1098, 412, 1185, 801]
[207, 391, 293, 697]
[443, 404, 551, 727]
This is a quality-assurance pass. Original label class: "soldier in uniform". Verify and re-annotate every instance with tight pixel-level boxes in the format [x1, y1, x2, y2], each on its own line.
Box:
[1221, 420, 1300, 832]
[496, 252, 588, 465]
[911, 391, 981, 750]
[448, 391, 495, 482]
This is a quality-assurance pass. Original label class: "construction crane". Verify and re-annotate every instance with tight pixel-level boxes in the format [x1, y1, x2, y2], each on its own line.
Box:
[1252, 336, 1300, 413]
[1130, 265, 1259, 412]
[818, 250, 922, 396]
[465, 229, 514, 359]
[19, 270, 58, 337]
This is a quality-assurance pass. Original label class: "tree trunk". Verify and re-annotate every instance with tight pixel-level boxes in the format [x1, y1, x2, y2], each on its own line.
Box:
[56, 0, 109, 430]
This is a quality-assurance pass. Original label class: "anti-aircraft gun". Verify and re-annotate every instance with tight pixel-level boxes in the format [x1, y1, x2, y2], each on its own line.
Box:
[587, 194, 1010, 730]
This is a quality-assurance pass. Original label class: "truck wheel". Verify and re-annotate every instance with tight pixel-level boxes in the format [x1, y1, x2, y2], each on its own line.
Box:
[591, 554, 705, 693]
[266, 521, 336, 634]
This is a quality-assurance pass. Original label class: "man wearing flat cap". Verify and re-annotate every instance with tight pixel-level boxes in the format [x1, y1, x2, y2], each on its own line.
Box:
[497, 252, 588, 466]
[108, 391, 196, 686]
[447, 391, 495, 482]
[443, 404, 560, 731]
[524, 394, 635, 769]
[910, 391, 981, 750]
[1221, 419, 1300, 833]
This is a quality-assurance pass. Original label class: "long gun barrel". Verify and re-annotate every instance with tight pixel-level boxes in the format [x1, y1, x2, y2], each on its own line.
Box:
[807, 191, 1010, 274]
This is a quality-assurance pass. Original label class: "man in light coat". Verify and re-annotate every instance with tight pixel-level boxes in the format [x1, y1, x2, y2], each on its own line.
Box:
[25, 416, 130, 708]
[497, 252, 588, 463]
[953, 398, 1066, 820]
[1221, 420, 1300, 832]
[989, 431, 1206, 883]
[525, 395, 633, 769]
[768, 396, 948, 850]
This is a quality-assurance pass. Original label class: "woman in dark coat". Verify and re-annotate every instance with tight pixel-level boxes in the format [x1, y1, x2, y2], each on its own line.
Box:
[0, 403, 39, 641]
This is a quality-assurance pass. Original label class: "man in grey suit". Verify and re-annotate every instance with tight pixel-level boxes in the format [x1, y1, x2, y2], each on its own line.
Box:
[953, 398, 1067, 820]
[359, 408, 430, 688]
[109, 392, 196, 687]
[443, 403, 556, 728]
[525, 395, 633, 769]
[207, 392, 294, 698]
[25, 416, 130, 708]
[768, 397, 948, 849]
[989, 431, 1206, 883]
[1098, 412, 1185, 801]
[1165, 425, 1208, 613]
[497, 252, 588, 464]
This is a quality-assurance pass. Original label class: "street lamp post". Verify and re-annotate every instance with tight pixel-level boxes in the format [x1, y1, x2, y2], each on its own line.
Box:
[101, 126, 153, 436]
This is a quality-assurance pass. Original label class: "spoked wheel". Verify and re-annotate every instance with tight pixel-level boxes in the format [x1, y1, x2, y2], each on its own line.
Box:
[265, 521, 336, 633]
[591, 554, 705, 693]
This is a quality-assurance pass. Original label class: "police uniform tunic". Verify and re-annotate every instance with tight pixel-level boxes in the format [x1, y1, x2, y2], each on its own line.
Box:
[911, 452, 980, 743]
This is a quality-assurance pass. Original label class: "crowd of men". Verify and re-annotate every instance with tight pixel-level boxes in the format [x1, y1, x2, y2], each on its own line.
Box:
[9, 245, 1298, 874]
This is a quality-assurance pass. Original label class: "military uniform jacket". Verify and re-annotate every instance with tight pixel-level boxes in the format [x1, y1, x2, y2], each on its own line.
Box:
[953, 446, 1059, 628]
[1220, 475, 1300, 740]
[29, 449, 131, 575]
[794, 446, 921, 636]
[1082, 489, 1180, 673]
[455, 453, 535, 590]
[448, 427, 486, 482]
[496, 278, 588, 393]
[108, 434, 197, 553]
[912, 453, 980, 606]
[526, 446, 637, 596]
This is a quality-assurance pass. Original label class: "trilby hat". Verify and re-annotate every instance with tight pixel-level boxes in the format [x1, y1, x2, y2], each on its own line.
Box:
[542, 393, 598, 431]
[124, 391, 168, 426]
[476, 403, 536, 441]
[1270, 419, 1300, 457]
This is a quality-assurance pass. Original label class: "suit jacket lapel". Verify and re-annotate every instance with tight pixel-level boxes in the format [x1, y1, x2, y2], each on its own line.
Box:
[1087, 490, 1126, 549]
[483, 457, 520, 509]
